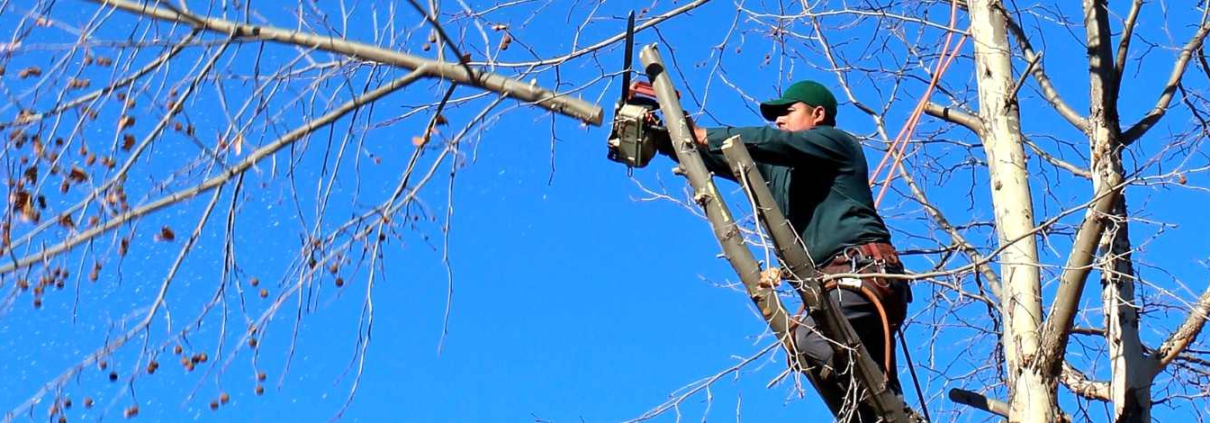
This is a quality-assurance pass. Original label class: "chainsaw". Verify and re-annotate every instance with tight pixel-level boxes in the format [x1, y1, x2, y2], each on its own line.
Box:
[605, 12, 668, 169]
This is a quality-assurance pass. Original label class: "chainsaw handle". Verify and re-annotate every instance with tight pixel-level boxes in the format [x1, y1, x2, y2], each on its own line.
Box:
[628, 81, 678, 101]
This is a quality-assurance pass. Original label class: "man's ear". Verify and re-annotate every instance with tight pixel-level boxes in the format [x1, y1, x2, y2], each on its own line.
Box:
[811, 106, 827, 125]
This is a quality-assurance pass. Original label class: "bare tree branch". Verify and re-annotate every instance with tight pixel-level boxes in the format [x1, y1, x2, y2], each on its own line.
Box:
[1061, 362, 1110, 401]
[90, 0, 603, 124]
[1002, 8, 1089, 132]
[1114, 0, 1145, 93]
[1155, 283, 1210, 370]
[1121, 12, 1210, 144]
[0, 68, 430, 274]
[924, 102, 983, 136]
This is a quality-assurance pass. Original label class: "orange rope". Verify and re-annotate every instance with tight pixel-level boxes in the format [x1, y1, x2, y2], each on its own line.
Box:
[874, 36, 967, 207]
[868, 0, 963, 208]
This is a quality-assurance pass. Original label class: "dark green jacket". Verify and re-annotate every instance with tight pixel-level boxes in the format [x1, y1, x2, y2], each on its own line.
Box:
[660, 125, 891, 264]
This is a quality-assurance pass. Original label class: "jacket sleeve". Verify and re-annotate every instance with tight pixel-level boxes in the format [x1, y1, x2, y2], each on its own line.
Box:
[704, 126, 849, 167]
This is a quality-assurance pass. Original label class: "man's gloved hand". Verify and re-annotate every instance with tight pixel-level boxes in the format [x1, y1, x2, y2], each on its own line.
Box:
[646, 121, 674, 156]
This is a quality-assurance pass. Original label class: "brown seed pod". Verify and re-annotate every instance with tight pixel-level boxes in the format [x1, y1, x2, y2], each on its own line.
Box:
[248, 338, 258, 348]
[17, 66, 42, 79]
[498, 33, 512, 51]
[119, 238, 129, 256]
[68, 166, 87, 183]
[157, 226, 175, 242]
[255, 385, 264, 395]
[219, 392, 229, 404]
[117, 115, 134, 131]
[146, 360, 159, 374]
[108, 371, 118, 381]
[259, 288, 268, 299]
[124, 405, 138, 418]
[58, 415, 66, 423]
[174, 345, 183, 355]
[83, 397, 93, 408]
[98, 360, 108, 370]
[122, 134, 135, 151]
[67, 78, 90, 90]
[334, 277, 344, 288]
[95, 56, 112, 67]
[249, 277, 259, 287]
[63, 398, 72, 409]
[209, 400, 219, 410]
[58, 214, 74, 230]
[257, 371, 266, 381]
[197, 352, 208, 363]
[33, 297, 42, 308]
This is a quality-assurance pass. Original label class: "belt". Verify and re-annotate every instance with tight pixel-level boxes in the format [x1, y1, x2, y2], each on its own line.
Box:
[821, 242, 900, 274]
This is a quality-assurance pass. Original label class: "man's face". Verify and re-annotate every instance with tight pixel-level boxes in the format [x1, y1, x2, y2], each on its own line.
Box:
[774, 102, 826, 132]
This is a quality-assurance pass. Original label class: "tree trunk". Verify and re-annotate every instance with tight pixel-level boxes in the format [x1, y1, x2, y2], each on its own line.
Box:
[967, 1, 1054, 421]
[1102, 196, 1153, 421]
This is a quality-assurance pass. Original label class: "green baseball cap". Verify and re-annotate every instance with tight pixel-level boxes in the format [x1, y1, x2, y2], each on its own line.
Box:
[759, 80, 838, 122]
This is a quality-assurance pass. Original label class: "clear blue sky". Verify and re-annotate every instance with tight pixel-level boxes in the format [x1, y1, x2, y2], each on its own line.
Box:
[2, 1, 1209, 422]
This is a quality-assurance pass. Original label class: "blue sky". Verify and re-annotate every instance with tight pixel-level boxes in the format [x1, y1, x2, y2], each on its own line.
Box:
[2, 0, 1210, 422]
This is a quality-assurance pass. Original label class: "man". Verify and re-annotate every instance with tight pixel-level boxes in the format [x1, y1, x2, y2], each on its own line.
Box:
[656, 80, 912, 421]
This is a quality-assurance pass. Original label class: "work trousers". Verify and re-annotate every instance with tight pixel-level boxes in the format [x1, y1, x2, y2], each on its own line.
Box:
[792, 255, 911, 422]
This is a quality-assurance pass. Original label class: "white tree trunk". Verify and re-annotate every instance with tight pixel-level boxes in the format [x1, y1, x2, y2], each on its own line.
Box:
[1101, 194, 1152, 422]
[968, 1, 1054, 421]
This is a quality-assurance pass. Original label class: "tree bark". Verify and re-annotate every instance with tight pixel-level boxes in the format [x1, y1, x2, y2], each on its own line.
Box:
[967, 1, 1053, 421]
[1100, 196, 1152, 422]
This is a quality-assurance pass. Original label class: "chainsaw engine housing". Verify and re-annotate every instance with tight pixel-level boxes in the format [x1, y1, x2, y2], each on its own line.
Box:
[607, 103, 659, 168]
